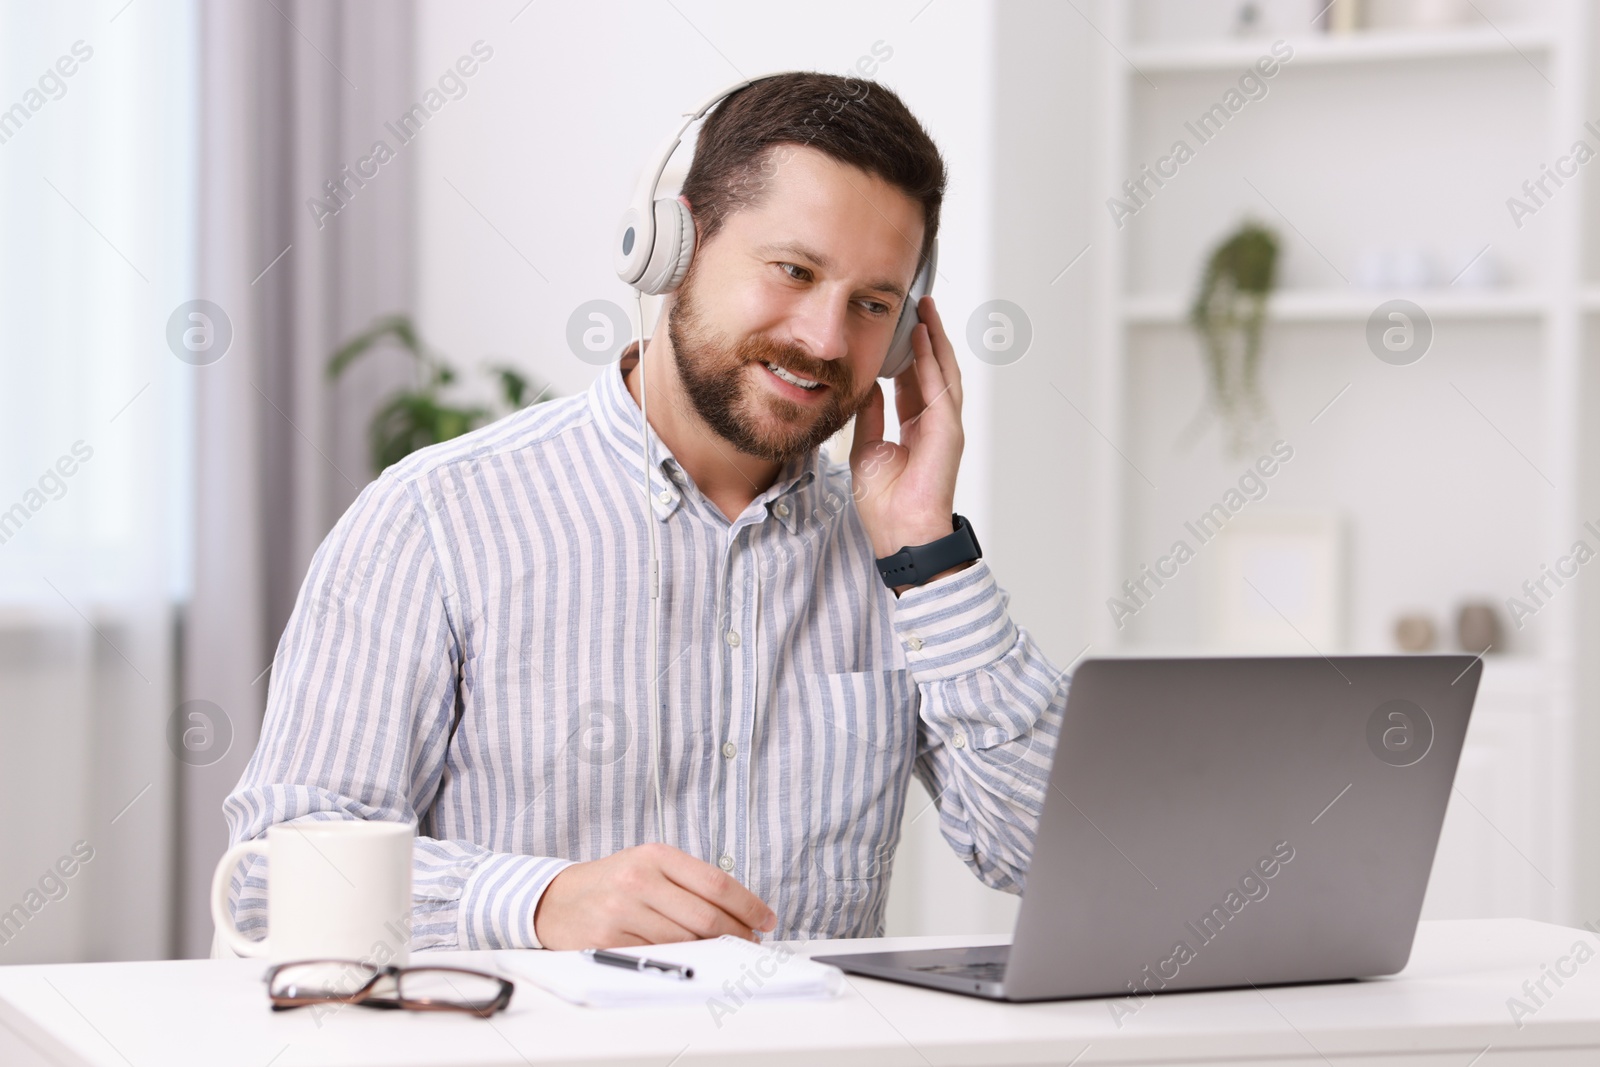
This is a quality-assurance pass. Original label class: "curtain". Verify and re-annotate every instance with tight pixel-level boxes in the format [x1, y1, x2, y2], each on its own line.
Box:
[180, 0, 417, 958]
[0, 0, 194, 963]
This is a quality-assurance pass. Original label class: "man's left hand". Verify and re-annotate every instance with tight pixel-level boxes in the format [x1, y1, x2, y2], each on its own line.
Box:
[849, 295, 966, 573]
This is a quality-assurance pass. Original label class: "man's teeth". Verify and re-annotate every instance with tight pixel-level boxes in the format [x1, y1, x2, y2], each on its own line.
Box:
[765, 362, 822, 390]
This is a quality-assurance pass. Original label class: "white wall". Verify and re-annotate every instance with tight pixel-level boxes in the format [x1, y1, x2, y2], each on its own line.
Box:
[411, 0, 1029, 936]
[985, 1, 1099, 670]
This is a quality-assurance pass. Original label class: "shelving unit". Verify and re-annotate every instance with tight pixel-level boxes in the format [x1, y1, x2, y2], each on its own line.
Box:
[1131, 22, 1553, 69]
[1128, 22, 1554, 71]
[1088, 0, 1589, 923]
[1123, 287, 1546, 324]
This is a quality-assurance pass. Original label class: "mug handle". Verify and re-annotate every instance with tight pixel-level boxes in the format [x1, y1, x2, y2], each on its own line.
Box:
[211, 840, 270, 959]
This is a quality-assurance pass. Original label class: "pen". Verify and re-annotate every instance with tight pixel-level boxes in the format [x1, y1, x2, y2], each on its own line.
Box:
[583, 948, 695, 980]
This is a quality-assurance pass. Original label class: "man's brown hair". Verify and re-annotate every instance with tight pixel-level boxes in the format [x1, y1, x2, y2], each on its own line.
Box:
[679, 72, 946, 274]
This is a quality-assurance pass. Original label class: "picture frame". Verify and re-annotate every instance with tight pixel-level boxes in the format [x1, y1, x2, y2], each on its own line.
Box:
[1207, 511, 1344, 652]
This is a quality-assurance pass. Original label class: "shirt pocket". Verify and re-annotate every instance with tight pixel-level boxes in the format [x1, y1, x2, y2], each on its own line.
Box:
[797, 668, 918, 936]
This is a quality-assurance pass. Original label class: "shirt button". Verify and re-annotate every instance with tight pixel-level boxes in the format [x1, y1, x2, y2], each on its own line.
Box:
[951, 733, 967, 750]
[658, 491, 671, 504]
[719, 854, 735, 872]
[725, 631, 741, 648]
[774, 502, 790, 518]
[906, 635, 924, 651]
[722, 741, 737, 759]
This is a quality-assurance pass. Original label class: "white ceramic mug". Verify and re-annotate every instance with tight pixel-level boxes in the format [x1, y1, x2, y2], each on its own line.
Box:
[210, 820, 414, 963]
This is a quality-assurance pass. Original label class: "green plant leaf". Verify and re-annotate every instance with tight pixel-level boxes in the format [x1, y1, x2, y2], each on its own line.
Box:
[328, 314, 423, 380]
[332, 314, 557, 476]
[489, 364, 530, 408]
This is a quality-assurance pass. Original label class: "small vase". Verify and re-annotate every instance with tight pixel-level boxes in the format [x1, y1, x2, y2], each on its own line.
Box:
[1456, 602, 1502, 654]
[1394, 613, 1436, 653]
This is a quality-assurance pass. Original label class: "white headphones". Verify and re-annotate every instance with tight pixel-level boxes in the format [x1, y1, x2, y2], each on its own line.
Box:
[613, 74, 937, 379]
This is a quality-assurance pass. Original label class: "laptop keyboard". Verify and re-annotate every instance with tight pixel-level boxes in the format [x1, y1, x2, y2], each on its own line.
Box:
[910, 959, 1008, 982]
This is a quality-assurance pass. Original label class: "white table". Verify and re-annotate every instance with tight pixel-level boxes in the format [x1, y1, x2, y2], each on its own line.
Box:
[1, 919, 1597, 1066]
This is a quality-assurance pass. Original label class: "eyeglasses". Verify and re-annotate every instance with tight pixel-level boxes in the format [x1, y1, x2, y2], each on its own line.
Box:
[263, 959, 514, 1018]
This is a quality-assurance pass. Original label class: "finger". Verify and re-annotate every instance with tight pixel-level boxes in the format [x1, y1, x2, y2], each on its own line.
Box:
[617, 907, 698, 947]
[907, 322, 951, 430]
[659, 850, 776, 932]
[601, 932, 652, 948]
[917, 296, 962, 408]
[892, 331, 927, 430]
[649, 879, 761, 941]
[849, 382, 886, 467]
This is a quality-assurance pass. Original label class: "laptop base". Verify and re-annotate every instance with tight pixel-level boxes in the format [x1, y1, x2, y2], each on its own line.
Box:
[814, 944, 1012, 1000]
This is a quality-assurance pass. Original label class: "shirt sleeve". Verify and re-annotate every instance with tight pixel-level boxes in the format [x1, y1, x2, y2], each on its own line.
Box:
[892, 560, 1068, 895]
[221, 471, 573, 951]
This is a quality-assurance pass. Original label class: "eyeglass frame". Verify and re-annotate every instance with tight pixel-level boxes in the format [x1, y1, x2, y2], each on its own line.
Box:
[263, 959, 514, 1018]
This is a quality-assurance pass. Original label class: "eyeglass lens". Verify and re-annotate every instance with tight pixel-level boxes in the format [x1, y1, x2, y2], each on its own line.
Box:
[269, 961, 504, 1010]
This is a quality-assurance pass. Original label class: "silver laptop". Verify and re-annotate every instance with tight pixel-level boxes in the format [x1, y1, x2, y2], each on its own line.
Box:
[813, 655, 1480, 1002]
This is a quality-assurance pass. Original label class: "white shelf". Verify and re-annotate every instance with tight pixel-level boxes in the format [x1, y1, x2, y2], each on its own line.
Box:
[1126, 24, 1555, 73]
[1122, 288, 1546, 325]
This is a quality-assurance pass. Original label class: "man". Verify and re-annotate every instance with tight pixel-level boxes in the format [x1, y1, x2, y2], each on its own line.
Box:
[224, 72, 1066, 951]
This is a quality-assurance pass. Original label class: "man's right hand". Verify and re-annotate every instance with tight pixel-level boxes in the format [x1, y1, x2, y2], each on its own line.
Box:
[532, 842, 778, 950]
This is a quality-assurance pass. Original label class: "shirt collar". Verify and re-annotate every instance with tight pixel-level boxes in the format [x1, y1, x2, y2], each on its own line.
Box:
[756, 454, 821, 533]
[587, 346, 828, 527]
[588, 347, 683, 520]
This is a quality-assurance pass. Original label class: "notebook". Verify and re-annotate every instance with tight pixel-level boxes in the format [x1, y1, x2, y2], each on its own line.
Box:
[496, 935, 845, 1008]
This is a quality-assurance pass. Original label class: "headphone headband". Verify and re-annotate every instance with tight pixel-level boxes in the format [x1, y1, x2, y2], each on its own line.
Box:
[615, 75, 775, 291]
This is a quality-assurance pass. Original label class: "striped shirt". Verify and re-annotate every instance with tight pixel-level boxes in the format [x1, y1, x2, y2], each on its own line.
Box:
[223, 355, 1067, 950]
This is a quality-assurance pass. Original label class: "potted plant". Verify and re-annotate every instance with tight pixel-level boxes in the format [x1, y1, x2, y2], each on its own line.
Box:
[1186, 221, 1279, 456]
[328, 314, 552, 476]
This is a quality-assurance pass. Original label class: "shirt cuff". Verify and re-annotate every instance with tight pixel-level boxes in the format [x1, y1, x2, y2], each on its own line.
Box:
[890, 560, 1016, 682]
[458, 852, 575, 950]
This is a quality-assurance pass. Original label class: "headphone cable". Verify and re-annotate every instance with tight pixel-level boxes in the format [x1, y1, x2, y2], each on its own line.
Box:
[636, 290, 668, 846]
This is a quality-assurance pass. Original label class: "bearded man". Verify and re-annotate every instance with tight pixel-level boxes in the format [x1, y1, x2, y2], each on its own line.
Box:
[223, 72, 1066, 952]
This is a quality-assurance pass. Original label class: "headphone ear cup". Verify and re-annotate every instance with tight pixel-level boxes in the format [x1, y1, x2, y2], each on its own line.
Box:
[878, 239, 939, 379]
[880, 300, 920, 380]
[636, 198, 696, 295]
[614, 204, 651, 288]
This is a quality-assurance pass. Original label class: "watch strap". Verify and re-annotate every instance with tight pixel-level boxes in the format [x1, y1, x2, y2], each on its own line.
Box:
[875, 514, 983, 589]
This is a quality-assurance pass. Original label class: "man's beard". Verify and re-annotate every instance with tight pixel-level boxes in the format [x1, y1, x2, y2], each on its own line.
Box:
[667, 276, 865, 463]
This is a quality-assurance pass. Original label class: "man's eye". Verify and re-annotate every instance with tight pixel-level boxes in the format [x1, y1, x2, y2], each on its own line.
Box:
[859, 300, 891, 316]
[779, 263, 811, 282]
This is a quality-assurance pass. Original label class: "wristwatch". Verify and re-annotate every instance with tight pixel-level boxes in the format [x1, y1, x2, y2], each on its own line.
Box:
[875, 514, 983, 589]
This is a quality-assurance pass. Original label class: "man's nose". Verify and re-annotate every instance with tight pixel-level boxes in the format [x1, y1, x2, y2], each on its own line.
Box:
[786, 291, 851, 363]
